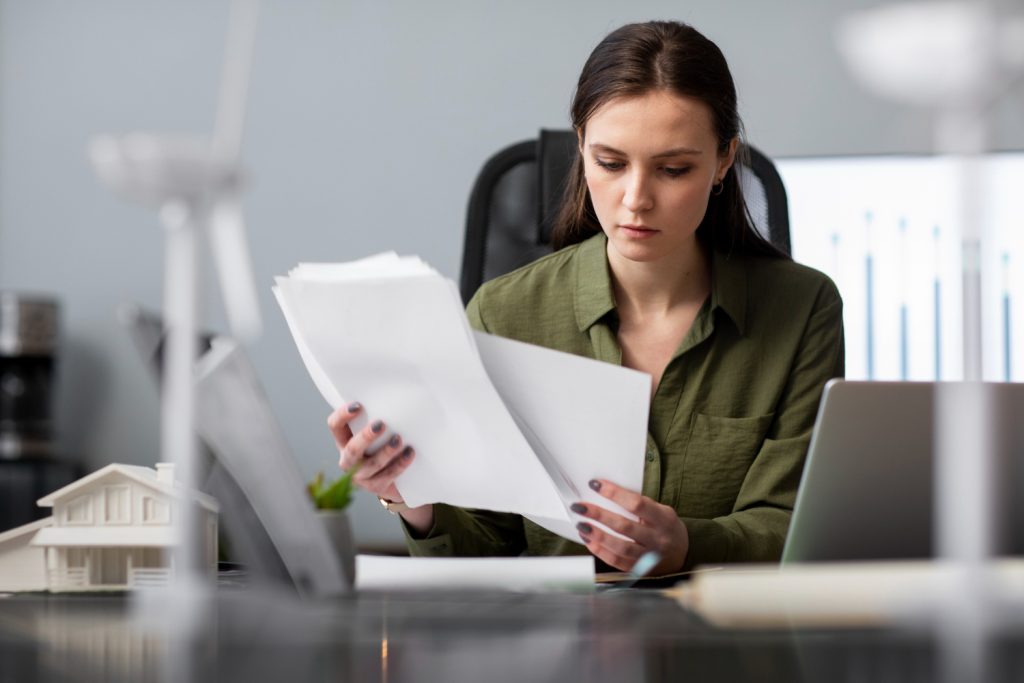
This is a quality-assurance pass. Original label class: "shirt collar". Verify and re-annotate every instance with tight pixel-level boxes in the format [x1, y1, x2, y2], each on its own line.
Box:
[709, 248, 748, 336]
[573, 233, 617, 332]
[572, 233, 749, 336]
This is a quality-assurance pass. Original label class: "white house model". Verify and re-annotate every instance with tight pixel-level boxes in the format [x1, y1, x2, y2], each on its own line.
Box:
[0, 462, 218, 592]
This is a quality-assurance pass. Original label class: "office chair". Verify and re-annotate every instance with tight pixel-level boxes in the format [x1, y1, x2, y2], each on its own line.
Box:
[459, 129, 791, 303]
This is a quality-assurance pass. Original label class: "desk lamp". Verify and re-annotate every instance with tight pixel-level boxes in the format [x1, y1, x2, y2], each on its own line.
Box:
[88, 0, 262, 601]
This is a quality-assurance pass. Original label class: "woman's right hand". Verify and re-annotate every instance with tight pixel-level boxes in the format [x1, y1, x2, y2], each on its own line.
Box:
[326, 402, 434, 533]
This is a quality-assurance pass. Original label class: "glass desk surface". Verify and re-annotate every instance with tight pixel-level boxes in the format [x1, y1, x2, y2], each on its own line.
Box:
[1, 586, 1022, 683]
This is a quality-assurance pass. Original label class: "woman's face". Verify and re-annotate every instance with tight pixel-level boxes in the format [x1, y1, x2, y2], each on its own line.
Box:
[581, 90, 736, 265]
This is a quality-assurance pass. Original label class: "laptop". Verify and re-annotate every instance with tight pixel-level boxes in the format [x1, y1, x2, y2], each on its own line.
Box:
[121, 305, 353, 596]
[782, 379, 1024, 563]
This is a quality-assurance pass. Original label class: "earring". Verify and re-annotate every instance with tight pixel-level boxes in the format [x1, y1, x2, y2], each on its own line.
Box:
[712, 179, 724, 196]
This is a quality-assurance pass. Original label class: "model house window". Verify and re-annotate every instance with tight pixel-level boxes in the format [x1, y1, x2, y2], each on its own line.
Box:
[65, 496, 92, 525]
[142, 497, 170, 524]
[67, 548, 86, 568]
[103, 486, 131, 524]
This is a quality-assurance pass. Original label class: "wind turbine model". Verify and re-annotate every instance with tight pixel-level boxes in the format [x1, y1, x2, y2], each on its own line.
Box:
[89, 0, 262, 588]
[837, 3, 1024, 680]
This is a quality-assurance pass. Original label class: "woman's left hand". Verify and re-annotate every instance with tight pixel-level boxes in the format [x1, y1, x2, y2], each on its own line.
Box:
[572, 479, 689, 575]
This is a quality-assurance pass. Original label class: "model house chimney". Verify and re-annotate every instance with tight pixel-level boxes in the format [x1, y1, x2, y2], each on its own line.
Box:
[155, 462, 175, 484]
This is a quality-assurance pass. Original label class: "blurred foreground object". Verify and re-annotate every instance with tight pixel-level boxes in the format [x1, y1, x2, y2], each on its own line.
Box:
[838, 4, 1024, 681]
[87, 0, 262, 599]
[837, 1, 1024, 108]
[672, 560, 1024, 629]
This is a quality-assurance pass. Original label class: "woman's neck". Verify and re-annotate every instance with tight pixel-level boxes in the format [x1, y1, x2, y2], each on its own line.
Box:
[607, 240, 711, 319]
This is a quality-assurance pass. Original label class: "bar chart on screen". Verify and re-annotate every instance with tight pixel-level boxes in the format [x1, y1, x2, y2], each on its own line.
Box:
[777, 154, 1023, 382]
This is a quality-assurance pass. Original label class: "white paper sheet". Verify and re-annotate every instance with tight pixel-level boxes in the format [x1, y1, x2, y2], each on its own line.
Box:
[275, 253, 653, 544]
[473, 331, 651, 539]
[274, 256, 566, 521]
[355, 554, 595, 591]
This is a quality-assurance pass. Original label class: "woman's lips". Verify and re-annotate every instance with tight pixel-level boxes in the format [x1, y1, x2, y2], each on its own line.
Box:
[619, 224, 659, 238]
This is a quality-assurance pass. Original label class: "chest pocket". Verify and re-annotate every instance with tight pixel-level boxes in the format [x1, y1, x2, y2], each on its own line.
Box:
[677, 412, 774, 519]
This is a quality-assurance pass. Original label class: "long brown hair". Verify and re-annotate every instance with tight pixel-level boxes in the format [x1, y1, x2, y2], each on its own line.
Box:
[552, 21, 787, 259]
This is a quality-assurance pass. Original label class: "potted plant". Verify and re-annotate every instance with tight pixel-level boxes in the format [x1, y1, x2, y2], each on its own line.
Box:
[307, 468, 358, 582]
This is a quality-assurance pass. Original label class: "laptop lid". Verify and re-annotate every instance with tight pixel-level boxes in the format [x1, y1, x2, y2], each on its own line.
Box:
[122, 305, 352, 596]
[782, 379, 1024, 564]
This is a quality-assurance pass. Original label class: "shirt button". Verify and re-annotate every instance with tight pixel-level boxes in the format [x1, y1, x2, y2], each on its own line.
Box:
[646, 448, 656, 462]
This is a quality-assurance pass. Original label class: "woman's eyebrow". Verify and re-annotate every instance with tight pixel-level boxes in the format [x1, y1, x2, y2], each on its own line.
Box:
[652, 147, 703, 159]
[588, 143, 703, 158]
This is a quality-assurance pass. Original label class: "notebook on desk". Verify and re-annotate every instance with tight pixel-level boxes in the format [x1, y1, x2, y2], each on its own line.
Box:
[782, 380, 1024, 564]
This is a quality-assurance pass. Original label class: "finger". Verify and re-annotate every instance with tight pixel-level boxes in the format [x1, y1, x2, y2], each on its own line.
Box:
[339, 417, 386, 471]
[354, 433, 404, 481]
[577, 523, 644, 572]
[570, 502, 656, 547]
[588, 479, 653, 520]
[362, 446, 416, 494]
[327, 402, 363, 449]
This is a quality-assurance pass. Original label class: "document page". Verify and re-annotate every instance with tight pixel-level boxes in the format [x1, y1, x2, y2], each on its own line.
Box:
[274, 253, 651, 543]
[274, 255, 565, 521]
[473, 332, 650, 540]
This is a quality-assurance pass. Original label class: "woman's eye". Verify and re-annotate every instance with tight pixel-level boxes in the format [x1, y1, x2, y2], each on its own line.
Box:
[662, 166, 691, 178]
[594, 158, 625, 172]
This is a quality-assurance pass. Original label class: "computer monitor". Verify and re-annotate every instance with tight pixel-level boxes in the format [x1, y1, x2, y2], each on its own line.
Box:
[776, 152, 1024, 383]
[782, 379, 1024, 563]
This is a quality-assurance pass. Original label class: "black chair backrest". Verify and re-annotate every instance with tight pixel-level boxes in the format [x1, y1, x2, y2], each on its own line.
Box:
[459, 129, 791, 304]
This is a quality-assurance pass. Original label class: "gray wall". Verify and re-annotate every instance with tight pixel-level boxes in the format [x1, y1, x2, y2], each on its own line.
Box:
[2, 0, 1022, 548]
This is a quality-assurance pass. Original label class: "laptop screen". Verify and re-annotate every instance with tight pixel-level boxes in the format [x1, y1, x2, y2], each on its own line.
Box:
[783, 379, 1024, 563]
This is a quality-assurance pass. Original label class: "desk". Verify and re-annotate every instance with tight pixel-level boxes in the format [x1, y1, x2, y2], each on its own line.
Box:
[1, 587, 1022, 682]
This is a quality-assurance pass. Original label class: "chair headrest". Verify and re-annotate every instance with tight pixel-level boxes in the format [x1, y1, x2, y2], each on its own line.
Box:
[537, 129, 578, 244]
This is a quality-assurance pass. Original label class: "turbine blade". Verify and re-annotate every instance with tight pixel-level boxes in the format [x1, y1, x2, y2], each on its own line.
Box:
[213, 0, 260, 162]
[209, 197, 263, 341]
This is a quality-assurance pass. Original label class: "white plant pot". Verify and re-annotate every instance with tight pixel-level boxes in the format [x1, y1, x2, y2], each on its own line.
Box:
[317, 510, 356, 585]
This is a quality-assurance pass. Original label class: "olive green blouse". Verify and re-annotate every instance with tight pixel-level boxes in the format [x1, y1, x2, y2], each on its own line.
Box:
[404, 233, 845, 569]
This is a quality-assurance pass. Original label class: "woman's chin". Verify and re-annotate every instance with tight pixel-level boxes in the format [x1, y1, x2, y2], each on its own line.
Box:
[607, 237, 666, 264]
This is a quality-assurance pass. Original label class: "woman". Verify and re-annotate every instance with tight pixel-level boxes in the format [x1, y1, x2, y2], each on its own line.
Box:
[328, 21, 844, 575]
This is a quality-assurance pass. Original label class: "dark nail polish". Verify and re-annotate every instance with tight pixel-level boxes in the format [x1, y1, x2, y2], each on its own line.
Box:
[347, 402, 362, 413]
[588, 479, 601, 492]
[576, 522, 593, 535]
[388, 434, 401, 448]
[402, 446, 414, 459]
[570, 503, 587, 514]
[371, 420, 384, 434]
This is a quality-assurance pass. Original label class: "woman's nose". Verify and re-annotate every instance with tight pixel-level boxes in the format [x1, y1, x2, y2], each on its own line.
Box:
[622, 171, 654, 214]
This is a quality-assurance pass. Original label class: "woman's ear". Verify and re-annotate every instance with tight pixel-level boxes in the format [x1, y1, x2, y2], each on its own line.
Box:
[716, 137, 739, 182]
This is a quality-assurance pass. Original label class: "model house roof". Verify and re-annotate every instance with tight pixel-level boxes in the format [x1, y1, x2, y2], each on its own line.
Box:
[36, 463, 219, 512]
[0, 516, 53, 546]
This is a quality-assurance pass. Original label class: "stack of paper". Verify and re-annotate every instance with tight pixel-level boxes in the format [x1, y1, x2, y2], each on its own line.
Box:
[273, 253, 651, 542]
[355, 555, 595, 592]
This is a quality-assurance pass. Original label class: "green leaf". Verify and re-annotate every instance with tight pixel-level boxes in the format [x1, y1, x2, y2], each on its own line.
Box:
[306, 471, 324, 501]
[308, 466, 359, 510]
